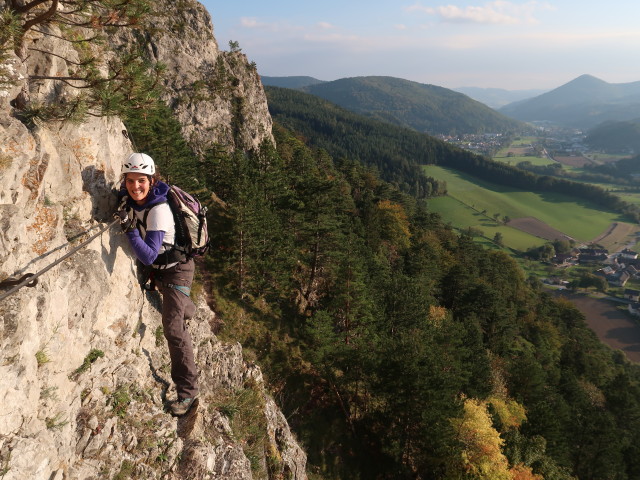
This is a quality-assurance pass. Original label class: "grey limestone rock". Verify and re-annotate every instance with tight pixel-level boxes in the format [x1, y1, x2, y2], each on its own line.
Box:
[0, 1, 306, 479]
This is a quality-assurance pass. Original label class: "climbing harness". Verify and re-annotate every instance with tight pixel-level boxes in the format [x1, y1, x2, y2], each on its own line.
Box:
[167, 283, 191, 297]
[0, 219, 120, 302]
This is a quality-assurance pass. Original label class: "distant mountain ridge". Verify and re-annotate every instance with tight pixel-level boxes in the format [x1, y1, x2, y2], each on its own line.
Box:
[262, 75, 525, 135]
[453, 86, 547, 108]
[299, 76, 525, 135]
[499, 74, 640, 128]
[261, 75, 326, 89]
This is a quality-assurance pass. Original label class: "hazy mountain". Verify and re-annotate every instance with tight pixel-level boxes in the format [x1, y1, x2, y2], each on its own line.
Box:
[586, 119, 640, 153]
[499, 74, 640, 128]
[453, 86, 547, 108]
[297, 76, 525, 135]
[261, 75, 326, 89]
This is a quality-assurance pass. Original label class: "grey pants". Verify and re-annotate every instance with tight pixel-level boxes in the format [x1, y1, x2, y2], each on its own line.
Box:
[154, 259, 199, 400]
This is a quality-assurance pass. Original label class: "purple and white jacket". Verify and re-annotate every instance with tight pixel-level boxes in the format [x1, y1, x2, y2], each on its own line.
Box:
[120, 181, 176, 267]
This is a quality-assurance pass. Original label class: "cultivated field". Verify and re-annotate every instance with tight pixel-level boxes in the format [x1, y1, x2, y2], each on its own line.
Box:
[493, 154, 556, 167]
[425, 165, 624, 249]
[591, 222, 638, 251]
[615, 192, 640, 207]
[555, 291, 640, 363]
[507, 217, 574, 242]
[584, 153, 630, 163]
[493, 136, 556, 167]
[553, 155, 593, 167]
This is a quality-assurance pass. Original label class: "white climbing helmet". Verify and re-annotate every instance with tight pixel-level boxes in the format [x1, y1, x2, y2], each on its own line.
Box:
[123, 153, 155, 175]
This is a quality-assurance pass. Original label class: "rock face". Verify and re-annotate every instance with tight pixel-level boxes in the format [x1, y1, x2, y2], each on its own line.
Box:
[112, 0, 274, 153]
[0, 2, 305, 479]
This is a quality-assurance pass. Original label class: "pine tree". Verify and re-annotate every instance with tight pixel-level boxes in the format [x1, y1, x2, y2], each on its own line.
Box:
[6, 0, 160, 120]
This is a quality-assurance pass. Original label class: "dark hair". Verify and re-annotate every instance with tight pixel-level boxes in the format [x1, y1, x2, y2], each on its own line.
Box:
[121, 172, 161, 183]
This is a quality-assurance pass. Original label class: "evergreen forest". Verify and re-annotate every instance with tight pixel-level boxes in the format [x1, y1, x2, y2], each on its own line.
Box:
[586, 119, 640, 154]
[125, 98, 640, 480]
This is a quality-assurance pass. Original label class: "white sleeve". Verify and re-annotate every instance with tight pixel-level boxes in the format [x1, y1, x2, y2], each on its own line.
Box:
[133, 203, 176, 247]
[145, 203, 173, 232]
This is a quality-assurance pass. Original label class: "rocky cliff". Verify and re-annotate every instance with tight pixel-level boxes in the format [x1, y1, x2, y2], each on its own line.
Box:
[112, 0, 274, 153]
[0, 1, 305, 479]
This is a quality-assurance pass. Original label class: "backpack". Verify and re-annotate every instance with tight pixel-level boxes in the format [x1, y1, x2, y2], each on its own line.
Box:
[166, 185, 210, 258]
[140, 184, 210, 265]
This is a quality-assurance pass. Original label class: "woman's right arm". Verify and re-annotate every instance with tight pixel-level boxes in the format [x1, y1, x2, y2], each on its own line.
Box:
[126, 229, 165, 266]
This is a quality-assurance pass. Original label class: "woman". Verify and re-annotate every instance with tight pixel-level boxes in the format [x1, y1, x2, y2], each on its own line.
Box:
[115, 152, 199, 416]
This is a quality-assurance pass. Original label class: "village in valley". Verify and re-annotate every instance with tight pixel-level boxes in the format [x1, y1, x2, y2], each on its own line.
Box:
[544, 245, 640, 315]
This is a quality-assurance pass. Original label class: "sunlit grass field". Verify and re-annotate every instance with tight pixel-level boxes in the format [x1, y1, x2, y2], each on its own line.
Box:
[616, 193, 640, 206]
[429, 194, 547, 250]
[425, 165, 624, 249]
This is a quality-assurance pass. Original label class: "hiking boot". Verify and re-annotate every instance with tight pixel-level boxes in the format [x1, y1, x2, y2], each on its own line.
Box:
[170, 396, 198, 416]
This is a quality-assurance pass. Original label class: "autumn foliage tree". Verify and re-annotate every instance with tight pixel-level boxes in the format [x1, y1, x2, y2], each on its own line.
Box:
[451, 397, 513, 480]
[450, 397, 545, 480]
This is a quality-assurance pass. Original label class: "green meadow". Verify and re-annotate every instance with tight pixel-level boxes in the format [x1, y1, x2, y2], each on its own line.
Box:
[616, 192, 640, 206]
[425, 165, 624, 250]
[430, 194, 547, 250]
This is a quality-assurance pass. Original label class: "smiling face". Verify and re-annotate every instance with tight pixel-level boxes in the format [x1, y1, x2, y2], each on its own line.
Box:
[125, 172, 153, 205]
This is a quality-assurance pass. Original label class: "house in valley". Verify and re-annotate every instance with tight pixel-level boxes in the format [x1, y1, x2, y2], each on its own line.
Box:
[607, 271, 630, 287]
[624, 288, 640, 302]
[620, 248, 639, 260]
[629, 302, 640, 317]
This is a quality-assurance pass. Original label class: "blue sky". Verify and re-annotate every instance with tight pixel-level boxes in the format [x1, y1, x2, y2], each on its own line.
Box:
[199, 1, 640, 91]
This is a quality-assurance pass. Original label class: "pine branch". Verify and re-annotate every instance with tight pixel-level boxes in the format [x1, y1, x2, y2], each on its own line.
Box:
[28, 75, 94, 87]
[12, 0, 51, 14]
[54, 17, 138, 28]
[22, 0, 58, 31]
[28, 47, 94, 66]
[32, 28, 100, 43]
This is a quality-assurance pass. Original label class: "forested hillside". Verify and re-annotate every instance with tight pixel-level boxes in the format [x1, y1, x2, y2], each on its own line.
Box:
[126, 98, 640, 480]
[265, 85, 450, 198]
[299, 76, 524, 135]
[586, 119, 640, 154]
[266, 86, 640, 223]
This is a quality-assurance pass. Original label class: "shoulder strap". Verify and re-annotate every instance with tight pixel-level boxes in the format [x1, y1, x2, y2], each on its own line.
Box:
[138, 201, 169, 241]
[141, 208, 150, 229]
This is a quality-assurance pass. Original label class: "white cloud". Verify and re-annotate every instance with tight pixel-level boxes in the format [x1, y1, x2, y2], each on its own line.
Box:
[405, 1, 554, 25]
[240, 17, 261, 28]
[317, 21, 334, 29]
[239, 16, 304, 33]
[395, 24, 408, 30]
[302, 32, 360, 44]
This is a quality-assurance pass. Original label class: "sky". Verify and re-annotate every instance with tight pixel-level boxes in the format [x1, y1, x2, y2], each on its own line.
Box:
[198, 1, 640, 91]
